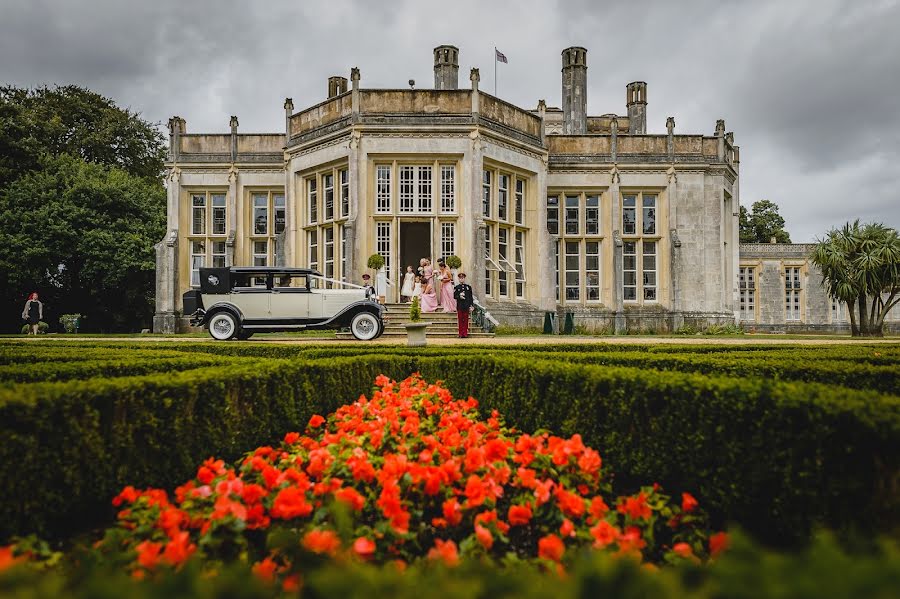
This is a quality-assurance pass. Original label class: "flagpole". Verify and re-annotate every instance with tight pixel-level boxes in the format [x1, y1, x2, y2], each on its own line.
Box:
[494, 46, 497, 96]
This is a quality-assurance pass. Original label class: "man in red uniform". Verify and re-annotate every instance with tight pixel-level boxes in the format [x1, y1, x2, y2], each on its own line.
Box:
[452, 273, 474, 338]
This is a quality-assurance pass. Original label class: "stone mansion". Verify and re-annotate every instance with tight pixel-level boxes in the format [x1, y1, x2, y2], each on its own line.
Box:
[154, 45, 893, 333]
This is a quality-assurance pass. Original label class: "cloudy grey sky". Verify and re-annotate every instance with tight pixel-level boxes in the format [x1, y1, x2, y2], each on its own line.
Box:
[2, 0, 898, 241]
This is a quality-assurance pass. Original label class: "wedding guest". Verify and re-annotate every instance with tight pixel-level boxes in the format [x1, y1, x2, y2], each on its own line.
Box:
[420, 274, 439, 313]
[411, 275, 423, 300]
[22, 292, 43, 335]
[400, 266, 415, 302]
[438, 261, 456, 313]
[453, 273, 474, 338]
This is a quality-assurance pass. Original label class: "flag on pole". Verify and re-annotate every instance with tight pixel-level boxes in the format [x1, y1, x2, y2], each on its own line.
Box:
[495, 48, 508, 64]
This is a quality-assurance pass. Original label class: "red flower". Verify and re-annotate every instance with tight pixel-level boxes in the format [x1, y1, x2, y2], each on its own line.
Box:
[537, 534, 565, 562]
[302, 529, 341, 555]
[508, 503, 533, 526]
[560, 518, 576, 538]
[578, 448, 602, 475]
[162, 531, 196, 566]
[241, 483, 267, 505]
[556, 487, 586, 518]
[270, 487, 313, 520]
[0, 546, 24, 572]
[618, 492, 652, 521]
[672, 542, 693, 558]
[442, 498, 463, 526]
[475, 524, 494, 550]
[308, 414, 326, 428]
[709, 532, 729, 557]
[427, 539, 459, 566]
[464, 475, 488, 508]
[135, 540, 163, 570]
[681, 492, 699, 513]
[353, 537, 376, 559]
[589, 496, 609, 522]
[617, 526, 647, 555]
[252, 556, 278, 582]
[283, 432, 300, 445]
[112, 486, 139, 507]
[334, 487, 366, 512]
[590, 520, 619, 548]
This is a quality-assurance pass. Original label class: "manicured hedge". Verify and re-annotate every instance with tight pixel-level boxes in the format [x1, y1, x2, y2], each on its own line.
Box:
[1, 341, 898, 547]
[2, 532, 898, 599]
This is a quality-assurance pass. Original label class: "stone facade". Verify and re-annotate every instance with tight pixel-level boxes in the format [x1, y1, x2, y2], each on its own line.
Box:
[738, 243, 900, 333]
[155, 45, 744, 334]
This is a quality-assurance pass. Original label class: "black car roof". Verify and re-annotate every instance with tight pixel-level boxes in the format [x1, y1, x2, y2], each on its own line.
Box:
[220, 267, 323, 276]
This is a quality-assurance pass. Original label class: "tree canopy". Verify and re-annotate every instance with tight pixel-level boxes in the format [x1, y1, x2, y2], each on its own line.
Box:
[0, 85, 166, 188]
[811, 221, 900, 337]
[0, 85, 166, 332]
[739, 200, 792, 243]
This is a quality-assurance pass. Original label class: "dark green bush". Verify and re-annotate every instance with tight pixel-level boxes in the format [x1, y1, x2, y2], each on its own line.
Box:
[0, 341, 898, 548]
[0, 532, 897, 598]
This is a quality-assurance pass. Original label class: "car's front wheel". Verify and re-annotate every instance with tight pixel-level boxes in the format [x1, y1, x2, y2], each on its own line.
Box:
[208, 312, 239, 340]
[350, 312, 380, 341]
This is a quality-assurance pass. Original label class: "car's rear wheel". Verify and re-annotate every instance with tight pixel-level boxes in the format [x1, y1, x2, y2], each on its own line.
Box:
[208, 312, 239, 340]
[350, 312, 380, 341]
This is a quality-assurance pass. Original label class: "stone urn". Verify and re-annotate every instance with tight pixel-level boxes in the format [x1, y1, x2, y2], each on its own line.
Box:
[404, 322, 432, 347]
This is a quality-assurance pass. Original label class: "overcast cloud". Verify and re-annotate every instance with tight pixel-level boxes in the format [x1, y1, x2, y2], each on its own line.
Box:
[1, 0, 898, 241]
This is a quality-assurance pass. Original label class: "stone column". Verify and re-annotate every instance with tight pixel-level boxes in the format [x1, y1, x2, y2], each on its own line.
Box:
[470, 68, 480, 115]
[610, 167, 625, 334]
[666, 116, 675, 161]
[469, 130, 486, 303]
[226, 167, 238, 266]
[610, 117, 618, 163]
[229, 116, 238, 162]
[667, 167, 682, 329]
[346, 129, 362, 281]
[350, 67, 360, 123]
[715, 119, 726, 161]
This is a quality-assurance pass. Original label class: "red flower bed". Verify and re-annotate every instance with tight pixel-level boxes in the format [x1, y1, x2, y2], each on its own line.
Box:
[104, 374, 724, 585]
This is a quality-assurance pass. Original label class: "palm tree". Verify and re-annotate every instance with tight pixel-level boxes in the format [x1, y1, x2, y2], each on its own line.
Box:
[811, 221, 900, 337]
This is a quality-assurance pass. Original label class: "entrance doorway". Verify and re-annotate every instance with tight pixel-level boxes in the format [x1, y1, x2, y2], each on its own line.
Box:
[399, 221, 431, 301]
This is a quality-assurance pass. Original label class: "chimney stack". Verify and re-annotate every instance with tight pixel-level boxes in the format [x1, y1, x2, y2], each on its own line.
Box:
[434, 45, 459, 90]
[626, 82, 647, 134]
[328, 76, 348, 98]
[561, 47, 587, 134]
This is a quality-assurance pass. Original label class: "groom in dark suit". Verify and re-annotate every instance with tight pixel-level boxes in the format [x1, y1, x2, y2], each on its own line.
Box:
[452, 273, 474, 338]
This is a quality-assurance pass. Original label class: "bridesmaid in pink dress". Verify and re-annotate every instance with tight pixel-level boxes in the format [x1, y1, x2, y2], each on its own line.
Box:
[420, 262, 439, 313]
[439, 263, 457, 312]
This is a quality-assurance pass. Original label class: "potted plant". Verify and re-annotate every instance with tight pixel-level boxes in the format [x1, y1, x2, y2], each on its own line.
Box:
[367, 254, 386, 303]
[404, 296, 431, 347]
[446, 254, 462, 284]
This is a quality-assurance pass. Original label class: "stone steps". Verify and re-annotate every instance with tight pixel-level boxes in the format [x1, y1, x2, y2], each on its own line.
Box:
[335, 304, 494, 339]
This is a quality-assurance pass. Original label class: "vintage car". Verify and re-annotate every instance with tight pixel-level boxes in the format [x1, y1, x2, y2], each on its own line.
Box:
[182, 267, 385, 340]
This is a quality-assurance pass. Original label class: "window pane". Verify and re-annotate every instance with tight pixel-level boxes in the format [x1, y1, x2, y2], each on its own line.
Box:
[376, 166, 391, 213]
[399, 166, 414, 213]
[642, 241, 657, 301]
[417, 165, 433, 212]
[498, 174, 508, 220]
[565, 195, 579, 235]
[211, 194, 226, 235]
[308, 230, 318, 270]
[642, 195, 656, 235]
[440, 166, 455, 213]
[324, 174, 334, 221]
[622, 195, 636, 235]
[585, 194, 599, 235]
[340, 169, 350, 217]
[565, 241, 579, 301]
[515, 179, 524, 224]
[253, 194, 268, 235]
[274, 194, 285, 234]
[192, 194, 206, 235]
[482, 170, 491, 218]
[308, 179, 318, 223]
[547, 196, 559, 235]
